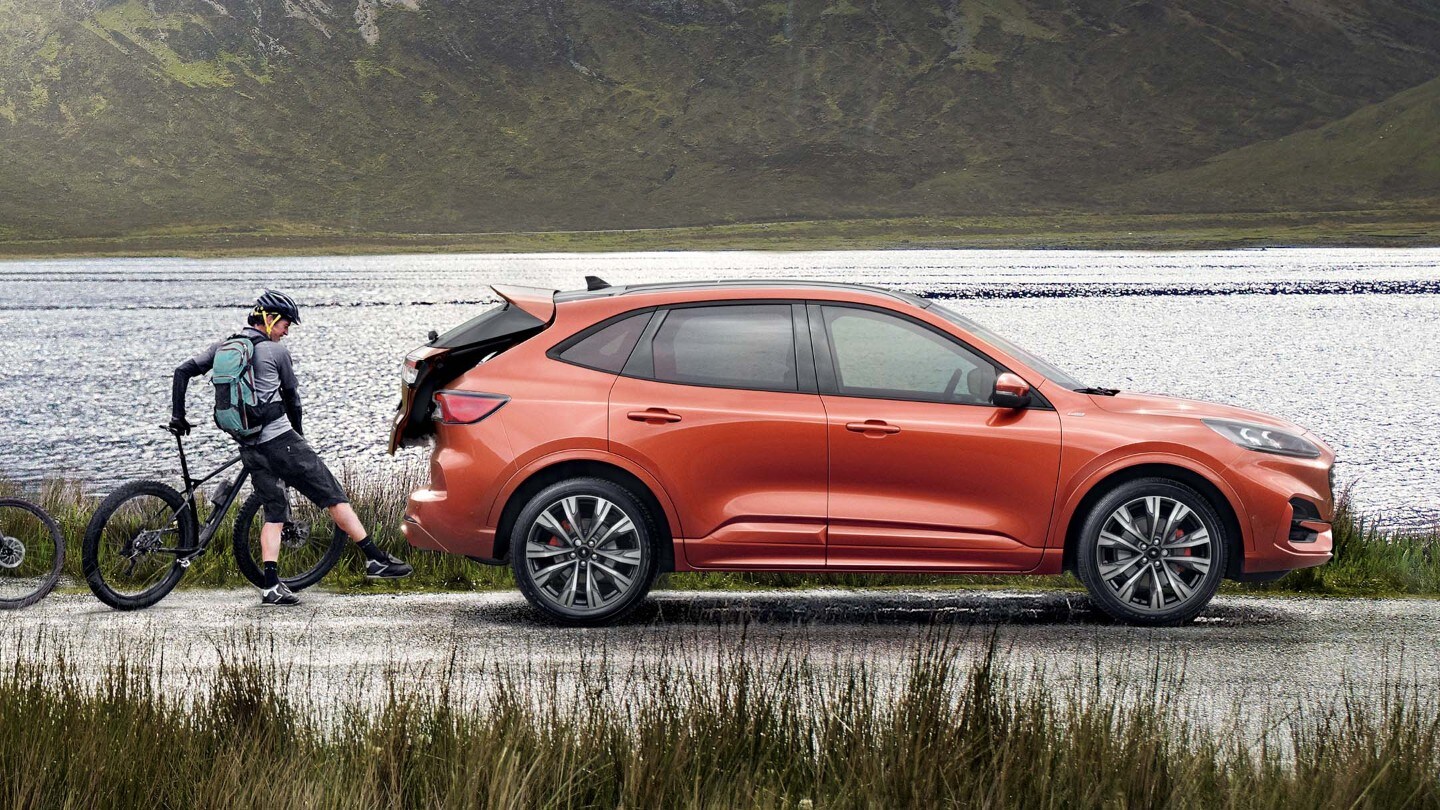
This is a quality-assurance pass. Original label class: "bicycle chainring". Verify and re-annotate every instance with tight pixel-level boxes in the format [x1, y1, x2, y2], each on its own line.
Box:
[131, 529, 166, 556]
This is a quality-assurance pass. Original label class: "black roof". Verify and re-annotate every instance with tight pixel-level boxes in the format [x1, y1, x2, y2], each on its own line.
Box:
[554, 278, 931, 308]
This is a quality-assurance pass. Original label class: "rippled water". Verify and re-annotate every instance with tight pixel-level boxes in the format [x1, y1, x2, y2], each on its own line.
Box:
[0, 249, 1435, 528]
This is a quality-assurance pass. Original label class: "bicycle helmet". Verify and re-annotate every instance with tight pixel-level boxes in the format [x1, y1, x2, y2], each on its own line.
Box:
[253, 289, 301, 325]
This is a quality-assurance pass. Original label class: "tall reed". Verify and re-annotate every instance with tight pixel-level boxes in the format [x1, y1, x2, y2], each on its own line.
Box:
[1, 631, 1436, 808]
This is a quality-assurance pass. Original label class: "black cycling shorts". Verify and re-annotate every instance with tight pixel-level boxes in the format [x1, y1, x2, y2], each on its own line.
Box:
[238, 430, 349, 523]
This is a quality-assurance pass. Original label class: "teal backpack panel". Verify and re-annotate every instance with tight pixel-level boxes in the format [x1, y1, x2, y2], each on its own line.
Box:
[212, 334, 268, 440]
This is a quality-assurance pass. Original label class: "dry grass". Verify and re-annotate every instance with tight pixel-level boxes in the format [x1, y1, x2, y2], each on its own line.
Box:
[1, 631, 1437, 808]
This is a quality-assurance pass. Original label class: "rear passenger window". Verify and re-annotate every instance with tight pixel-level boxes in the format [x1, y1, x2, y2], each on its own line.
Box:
[650, 305, 797, 391]
[557, 311, 651, 373]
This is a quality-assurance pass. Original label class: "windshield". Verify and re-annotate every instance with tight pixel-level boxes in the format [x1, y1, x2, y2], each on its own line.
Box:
[930, 302, 1090, 391]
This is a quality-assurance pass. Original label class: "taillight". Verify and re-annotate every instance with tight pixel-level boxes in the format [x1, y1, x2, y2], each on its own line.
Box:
[433, 391, 508, 424]
[402, 346, 446, 385]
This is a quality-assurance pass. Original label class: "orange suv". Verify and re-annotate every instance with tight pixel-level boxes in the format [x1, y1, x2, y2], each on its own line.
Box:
[392, 279, 1335, 626]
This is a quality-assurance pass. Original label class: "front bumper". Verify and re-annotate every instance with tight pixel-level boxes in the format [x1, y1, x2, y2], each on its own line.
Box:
[1232, 440, 1336, 575]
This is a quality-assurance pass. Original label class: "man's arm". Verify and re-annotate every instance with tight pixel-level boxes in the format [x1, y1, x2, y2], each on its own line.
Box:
[277, 347, 303, 435]
[171, 345, 217, 421]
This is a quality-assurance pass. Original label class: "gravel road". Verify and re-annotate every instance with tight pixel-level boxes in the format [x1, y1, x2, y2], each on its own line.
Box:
[6, 589, 1438, 733]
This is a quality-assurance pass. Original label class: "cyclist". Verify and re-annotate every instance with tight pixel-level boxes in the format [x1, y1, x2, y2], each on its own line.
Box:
[169, 289, 412, 606]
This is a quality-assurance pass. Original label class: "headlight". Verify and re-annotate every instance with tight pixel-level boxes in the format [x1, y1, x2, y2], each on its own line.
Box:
[1203, 419, 1320, 459]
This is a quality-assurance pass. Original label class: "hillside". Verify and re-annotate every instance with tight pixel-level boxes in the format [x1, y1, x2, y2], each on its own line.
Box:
[1, 0, 1439, 241]
[1121, 74, 1440, 213]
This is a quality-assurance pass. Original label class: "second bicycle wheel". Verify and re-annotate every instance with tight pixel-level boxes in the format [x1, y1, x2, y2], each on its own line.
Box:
[82, 480, 196, 610]
[233, 490, 346, 591]
[0, 498, 66, 610]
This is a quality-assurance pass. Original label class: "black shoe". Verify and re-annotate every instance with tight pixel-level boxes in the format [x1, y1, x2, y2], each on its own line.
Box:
[365, 553, 413, 579]
[260, 581, 300, 606]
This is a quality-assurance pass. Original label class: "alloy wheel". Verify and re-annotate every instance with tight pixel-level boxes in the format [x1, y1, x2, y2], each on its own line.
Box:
[1094, 495, 1215, 614]
[522, 494, 646, 615]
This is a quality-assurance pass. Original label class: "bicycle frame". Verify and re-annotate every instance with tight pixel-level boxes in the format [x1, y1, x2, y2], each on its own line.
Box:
[163, 426, 249, 567]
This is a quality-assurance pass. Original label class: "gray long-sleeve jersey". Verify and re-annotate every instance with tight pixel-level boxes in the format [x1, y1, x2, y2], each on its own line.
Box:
[172, 327, 302, 445]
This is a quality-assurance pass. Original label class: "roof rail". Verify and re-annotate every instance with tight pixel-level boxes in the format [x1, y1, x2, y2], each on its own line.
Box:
[554, 279, 929, 307]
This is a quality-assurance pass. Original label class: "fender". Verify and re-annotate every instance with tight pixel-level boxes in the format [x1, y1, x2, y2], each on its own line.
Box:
[485, 448, 684, 544]
[1048, 448, 1252, 554]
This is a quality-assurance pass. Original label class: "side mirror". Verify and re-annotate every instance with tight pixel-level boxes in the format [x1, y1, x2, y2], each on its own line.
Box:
[992, 372, 1032, 409]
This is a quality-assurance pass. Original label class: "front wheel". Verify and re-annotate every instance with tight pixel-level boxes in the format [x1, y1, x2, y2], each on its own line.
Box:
[511, 478, 660, 626]
[233, 490, 347, 591]
[0, 498, 66, 610]
[1075, 478, 1229, 626]
[82, 480, 195, 611]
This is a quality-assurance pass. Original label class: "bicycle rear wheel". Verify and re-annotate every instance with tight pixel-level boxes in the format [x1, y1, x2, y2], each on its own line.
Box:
[82, 480, 196, 610]
[0, 498, 66, 610]
[233, 490, 346, 591]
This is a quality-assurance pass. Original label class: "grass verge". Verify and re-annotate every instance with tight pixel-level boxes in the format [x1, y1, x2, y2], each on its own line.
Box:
[2, 209, 1440, 258]
[1, 473, 1437, 599]
[1, 631, 1437, 808]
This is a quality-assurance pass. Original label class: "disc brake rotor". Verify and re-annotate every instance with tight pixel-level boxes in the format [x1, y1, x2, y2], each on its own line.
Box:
[281, 521, 311, 550]
[0, 535, 24, 569]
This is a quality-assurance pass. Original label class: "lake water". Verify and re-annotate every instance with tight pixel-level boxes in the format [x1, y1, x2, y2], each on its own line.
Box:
[0, 249, 1435, 528]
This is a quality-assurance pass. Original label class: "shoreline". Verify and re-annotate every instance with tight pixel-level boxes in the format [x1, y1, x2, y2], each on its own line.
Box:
[6, 471, 1437, 600]
[3, 209, 1440, 258]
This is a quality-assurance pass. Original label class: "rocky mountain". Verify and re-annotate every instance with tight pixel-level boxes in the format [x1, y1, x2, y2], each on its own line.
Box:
[2, 0, 1438, 240]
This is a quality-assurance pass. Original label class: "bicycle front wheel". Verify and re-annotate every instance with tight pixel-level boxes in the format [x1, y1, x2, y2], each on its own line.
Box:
[233, 490, 346, 591]
[0, 498, 66, 610]
[82, 480, 196, 611]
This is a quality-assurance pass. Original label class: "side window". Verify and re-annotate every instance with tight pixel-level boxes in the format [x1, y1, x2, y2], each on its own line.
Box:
[649, 304, 797, 391]
[820, 306, 998, 404]
[557, 311, 651, 373]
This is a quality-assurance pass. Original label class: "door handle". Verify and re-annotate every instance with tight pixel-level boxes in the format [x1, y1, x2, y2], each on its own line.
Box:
[628, 409, 682, 424]
[845, 420, 900, 435]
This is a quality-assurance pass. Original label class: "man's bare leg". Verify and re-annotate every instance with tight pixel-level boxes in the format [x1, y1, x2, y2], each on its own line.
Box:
[258, 521, 299, 604]
[261, 521, 283, 562]
[326, 502, 367, 543]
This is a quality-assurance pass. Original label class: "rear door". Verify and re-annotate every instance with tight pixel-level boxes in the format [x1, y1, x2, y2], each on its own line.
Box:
[810, 303, 1062, 571]
[608, 302, 829, 569]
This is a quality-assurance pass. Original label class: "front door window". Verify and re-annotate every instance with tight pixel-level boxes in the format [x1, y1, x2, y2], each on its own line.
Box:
[820, 306, 997, 405]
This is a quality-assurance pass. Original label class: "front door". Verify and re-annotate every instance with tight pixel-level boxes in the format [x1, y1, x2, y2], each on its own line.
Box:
[811, 303, 1062, 571]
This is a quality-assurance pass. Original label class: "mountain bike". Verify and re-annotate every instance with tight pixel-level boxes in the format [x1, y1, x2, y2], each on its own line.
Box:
[0, 498, 65, 610]
[81, 424, 347, 610]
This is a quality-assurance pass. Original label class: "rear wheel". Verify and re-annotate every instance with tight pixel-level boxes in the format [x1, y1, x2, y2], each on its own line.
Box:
[233, 490, 347, 591]
[511, 478, 659, 626]
[1075, 477, 1229, 626]
[82, 481, 195, 611]
[0, 498, 66, 610]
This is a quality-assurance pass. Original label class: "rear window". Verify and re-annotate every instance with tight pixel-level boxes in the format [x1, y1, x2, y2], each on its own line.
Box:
[432, 303, 546, 350]
[649, 304, 797, 391]
[556, 311, 651, 373]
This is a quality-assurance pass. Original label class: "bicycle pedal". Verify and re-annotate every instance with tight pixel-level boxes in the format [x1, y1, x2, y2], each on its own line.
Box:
[177, 557, 192, 569]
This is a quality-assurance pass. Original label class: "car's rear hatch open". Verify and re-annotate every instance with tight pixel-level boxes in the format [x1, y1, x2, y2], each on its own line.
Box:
[388, 285, 555, 453]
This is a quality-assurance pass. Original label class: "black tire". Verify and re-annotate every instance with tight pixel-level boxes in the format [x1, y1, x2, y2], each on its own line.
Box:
[1075, 477, 1230, 626]
[511, 477, 661, 626]
[0, 498, 66, 610]
[82, 480, 195, 611]
[233, 491, 347, 591]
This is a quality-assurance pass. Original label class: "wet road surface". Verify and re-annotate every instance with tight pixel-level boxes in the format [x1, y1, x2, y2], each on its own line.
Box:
[6, 588, 1437, 734]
